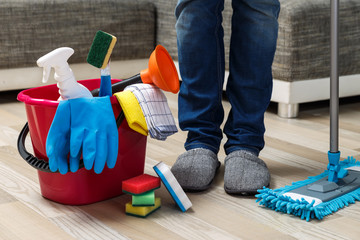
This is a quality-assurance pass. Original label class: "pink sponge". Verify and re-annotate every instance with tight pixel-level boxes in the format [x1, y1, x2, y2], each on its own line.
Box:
[122, 174, 161, 195]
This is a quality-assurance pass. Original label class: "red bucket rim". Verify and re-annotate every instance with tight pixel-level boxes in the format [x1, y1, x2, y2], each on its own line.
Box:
[17, 79, 121, 107]
[17, 84, 59, 107]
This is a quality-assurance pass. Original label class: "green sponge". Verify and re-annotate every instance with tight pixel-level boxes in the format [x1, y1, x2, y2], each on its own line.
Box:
[87, 30, 117, 69]
[132, 190, 155, 206]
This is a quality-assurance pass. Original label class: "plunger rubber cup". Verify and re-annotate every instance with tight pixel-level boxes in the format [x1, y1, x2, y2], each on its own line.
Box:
[140, 45, 180, 94]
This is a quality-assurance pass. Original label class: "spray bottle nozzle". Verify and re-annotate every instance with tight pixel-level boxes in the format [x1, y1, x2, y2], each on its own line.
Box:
[37, 47, 74, 83]
[36, 47, 92, 100]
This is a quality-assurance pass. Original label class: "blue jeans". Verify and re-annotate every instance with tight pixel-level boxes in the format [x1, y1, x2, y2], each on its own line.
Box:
[176, 0, 280, 156]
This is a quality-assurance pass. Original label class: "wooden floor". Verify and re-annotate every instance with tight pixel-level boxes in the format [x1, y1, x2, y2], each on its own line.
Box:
[1, 88, 360, 240]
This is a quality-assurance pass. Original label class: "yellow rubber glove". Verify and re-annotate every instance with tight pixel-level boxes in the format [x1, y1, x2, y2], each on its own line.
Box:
[114, 91, 148, 136]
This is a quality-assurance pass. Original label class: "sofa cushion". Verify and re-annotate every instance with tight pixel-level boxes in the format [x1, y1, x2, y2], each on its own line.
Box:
[273, 0, 360, 82]
[151, 0, 178, 60]
[153, 0, 232, 69]
[0, 0, 156, 69]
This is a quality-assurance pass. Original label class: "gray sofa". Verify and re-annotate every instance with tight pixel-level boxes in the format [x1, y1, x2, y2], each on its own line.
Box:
[0, 0, 156, 90]
[1, 0, 360, 118]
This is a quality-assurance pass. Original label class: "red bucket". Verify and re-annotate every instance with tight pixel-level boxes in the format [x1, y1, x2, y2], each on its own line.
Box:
[17, 79, 147, 205]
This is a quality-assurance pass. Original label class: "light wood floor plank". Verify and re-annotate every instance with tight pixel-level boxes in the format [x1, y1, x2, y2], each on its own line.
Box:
[0, 201, 74, 240]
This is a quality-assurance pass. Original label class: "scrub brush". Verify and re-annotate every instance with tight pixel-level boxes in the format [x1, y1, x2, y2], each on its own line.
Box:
[87, 30, 117, 97]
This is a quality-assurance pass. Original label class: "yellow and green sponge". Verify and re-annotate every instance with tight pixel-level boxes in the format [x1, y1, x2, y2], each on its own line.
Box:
[125, 198, 161, 218]
[87, 30, 117, 69]
[122, 174, 161, 217]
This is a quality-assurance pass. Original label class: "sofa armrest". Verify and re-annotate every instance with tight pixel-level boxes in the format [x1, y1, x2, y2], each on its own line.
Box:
[274, 0, 360, 81]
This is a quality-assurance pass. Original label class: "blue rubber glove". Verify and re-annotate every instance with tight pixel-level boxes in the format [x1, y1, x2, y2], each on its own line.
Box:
[46, 100, 71, 174]
[68, 96, 118, 174]
[46, 96, 118, 174]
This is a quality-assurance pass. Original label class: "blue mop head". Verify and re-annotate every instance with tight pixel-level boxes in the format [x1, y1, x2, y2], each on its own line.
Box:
[256, 157, 360, 221]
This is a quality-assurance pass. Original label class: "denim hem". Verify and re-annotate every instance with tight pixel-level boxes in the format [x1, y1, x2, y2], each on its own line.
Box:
[185, 143, 219, 155]
[225, 146, 259, 156]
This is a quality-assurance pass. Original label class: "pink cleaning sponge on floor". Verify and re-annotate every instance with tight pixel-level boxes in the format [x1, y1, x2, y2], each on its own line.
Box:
[122, 174, 161, 195]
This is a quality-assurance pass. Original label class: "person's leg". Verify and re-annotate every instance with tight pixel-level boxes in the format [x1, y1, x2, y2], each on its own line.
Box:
[171, 0, 225, 191]
[224, 0, 280, 155]
[224, 0, 280, 194]
[176, 0, 225, 154]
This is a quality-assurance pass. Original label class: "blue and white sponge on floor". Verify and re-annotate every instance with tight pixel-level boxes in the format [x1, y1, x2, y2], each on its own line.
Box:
[153, 161, 192, 212]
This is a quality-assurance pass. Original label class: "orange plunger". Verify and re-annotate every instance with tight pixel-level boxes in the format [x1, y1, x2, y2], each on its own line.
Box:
[91, 45, 180, 95]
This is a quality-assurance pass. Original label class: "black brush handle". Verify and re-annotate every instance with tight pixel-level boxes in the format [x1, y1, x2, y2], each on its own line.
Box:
[17, 123, 85, 172]
[91, 74, 142, 96]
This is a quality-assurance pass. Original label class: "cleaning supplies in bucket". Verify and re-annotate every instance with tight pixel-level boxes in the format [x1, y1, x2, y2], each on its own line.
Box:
[17, 79, 147, 205]
[37, 47, 93, 100]
[37, 47, 119, 174]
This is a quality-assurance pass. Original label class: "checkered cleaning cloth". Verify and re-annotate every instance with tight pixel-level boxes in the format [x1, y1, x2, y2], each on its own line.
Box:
[124, 83, 178, 140]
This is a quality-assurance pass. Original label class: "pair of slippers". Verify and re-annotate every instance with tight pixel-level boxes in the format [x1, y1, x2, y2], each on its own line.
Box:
[171, 148, 270, 195]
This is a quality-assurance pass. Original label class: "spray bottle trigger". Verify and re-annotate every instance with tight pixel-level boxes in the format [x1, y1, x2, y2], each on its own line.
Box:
[42, 65, 51, 83]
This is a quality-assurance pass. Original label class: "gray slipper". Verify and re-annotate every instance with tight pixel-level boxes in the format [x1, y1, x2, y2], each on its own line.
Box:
[171, 148, 220, 192]
[224, 150, 270, 195]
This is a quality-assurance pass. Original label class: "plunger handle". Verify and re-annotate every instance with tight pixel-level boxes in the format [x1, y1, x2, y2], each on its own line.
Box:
[91, 74, 142, 96]
[17, 123, 85, 172]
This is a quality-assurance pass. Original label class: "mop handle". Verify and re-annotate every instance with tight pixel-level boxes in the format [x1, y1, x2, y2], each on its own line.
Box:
[330, 0, 339, 153]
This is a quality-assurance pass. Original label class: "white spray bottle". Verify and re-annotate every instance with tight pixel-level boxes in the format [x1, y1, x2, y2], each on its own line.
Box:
[37, 47, 93, 100]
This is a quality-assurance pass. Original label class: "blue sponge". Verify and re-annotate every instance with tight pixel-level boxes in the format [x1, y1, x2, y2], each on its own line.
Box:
[153, 161, 192, 212]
